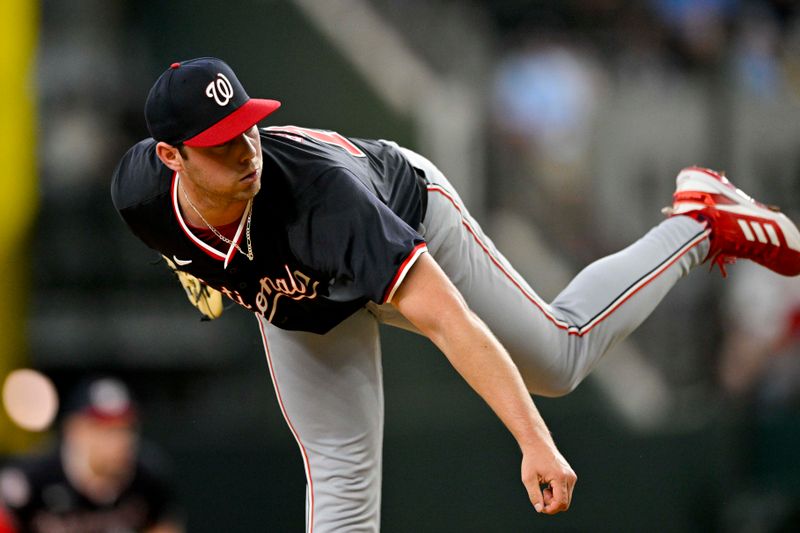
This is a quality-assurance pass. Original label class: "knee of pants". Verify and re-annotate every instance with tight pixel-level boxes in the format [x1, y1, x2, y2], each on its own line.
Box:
[519, 366, 582, 398]
[308, 446, 382, 530]
[307, 428, 382, 487]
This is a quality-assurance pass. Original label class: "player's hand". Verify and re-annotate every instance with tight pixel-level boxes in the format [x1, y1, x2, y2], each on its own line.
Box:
[521, 443, 576, 515]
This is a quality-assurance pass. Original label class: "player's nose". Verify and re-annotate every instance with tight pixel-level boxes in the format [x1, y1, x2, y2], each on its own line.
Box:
[238, 132, 258, 163]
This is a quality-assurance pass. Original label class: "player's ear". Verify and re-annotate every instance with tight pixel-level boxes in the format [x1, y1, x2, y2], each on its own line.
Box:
[155, 142, 185, 172]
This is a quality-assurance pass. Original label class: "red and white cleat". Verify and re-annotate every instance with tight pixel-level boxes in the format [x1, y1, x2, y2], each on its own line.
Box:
[665, 166, 800, 277]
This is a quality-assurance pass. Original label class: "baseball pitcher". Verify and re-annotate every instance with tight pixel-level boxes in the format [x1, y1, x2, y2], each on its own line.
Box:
[111, 57, 800, 532]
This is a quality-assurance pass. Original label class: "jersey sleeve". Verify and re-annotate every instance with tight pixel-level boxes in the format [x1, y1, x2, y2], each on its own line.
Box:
[292, 167, 427, 304]
[110, 139, 176, 255]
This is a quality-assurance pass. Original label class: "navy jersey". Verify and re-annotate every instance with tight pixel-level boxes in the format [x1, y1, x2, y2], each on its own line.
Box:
[111, 127, 428, 334]
[0, 447, 180, 533]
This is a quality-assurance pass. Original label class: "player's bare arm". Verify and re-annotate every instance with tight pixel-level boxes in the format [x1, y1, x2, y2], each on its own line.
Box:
[390, 252, 577, 514]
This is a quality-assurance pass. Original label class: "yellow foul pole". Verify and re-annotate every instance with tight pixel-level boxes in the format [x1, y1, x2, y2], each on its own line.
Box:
[0, 0, 38, 451]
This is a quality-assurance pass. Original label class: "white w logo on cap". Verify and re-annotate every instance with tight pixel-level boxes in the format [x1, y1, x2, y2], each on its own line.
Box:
[205, 73, 234, 106]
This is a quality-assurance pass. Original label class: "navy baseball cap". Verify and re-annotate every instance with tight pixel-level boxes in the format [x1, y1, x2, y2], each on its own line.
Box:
[145, 57, 281, 147]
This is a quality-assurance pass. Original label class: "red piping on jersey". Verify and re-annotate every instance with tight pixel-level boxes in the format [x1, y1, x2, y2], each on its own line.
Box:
[258, 317, 315, 533]
[426, 184, 710, 337]
[170, 171, 248, 265]
[382, 242, 428, 303]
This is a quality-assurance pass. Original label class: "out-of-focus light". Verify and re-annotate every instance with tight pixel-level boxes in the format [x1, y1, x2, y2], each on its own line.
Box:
[2, 369, 59, 432]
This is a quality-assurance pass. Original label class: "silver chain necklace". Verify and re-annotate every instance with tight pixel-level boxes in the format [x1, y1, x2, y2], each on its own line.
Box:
[180, 180, 254, 261]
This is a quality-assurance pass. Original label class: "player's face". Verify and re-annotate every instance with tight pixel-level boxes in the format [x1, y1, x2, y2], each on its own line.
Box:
[86, 424, 138, 479]
[67, 417, 139, 481]
[180, 126, 263, 203]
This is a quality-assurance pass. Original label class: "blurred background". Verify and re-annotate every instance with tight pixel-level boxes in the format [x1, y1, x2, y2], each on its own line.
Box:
[2, 0, 800, 531]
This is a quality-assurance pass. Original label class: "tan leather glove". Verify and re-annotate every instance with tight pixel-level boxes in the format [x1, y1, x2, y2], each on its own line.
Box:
[162, 255, 224, 320]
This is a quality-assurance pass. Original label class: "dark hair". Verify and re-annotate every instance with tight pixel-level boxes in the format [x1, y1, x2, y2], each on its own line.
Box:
[176, 143, 189, 160]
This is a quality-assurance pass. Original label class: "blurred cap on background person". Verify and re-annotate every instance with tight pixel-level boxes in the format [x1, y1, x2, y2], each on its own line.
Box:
[61, 376, 138, 426]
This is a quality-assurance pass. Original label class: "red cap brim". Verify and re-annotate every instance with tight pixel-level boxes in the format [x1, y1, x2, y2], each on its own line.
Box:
[84, 405, 138, 425]
[183, 98, 281, 147]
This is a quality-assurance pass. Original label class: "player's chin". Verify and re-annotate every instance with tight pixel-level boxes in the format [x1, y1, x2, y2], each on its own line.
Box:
[236, 178, 261, 199]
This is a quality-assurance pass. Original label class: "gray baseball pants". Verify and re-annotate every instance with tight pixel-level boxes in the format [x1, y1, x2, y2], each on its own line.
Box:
[256, 148, 710, 532]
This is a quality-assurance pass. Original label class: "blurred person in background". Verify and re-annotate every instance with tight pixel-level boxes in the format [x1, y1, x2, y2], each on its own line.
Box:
[718, 259, 800, 400]
[717, 254, 800, 531]
[490, 34, 604, 262]
[0, 377, 183, 533]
